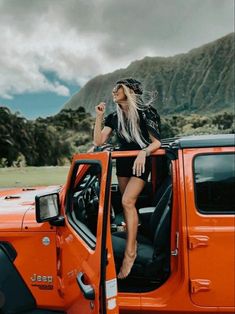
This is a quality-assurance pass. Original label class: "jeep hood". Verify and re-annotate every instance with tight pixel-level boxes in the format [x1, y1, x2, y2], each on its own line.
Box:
[0, 186, 61, 231]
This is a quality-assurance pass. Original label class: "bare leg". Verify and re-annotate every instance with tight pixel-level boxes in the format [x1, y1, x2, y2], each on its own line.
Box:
[117, 176, 130, 195]
[117, 176, 130, 228]
[118, 177, 146, 279]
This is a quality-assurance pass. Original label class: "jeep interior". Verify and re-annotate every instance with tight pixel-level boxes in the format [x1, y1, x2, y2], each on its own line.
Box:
[70, 153, 173, 293]
[111, 154, 172, 292]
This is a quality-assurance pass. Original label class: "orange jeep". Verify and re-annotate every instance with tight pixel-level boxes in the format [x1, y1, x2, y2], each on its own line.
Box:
[0, 134, 234, 314]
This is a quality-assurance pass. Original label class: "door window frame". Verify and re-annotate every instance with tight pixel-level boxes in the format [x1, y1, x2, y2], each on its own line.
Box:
[192, 152, 235, 215]
[65, 159, 102, 250]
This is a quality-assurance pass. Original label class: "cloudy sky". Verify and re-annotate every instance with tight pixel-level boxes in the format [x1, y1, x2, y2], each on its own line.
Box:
[0, 0, 234, 118]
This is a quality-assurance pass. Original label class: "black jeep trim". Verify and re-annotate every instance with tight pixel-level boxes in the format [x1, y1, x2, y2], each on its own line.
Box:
[176, 134, 234, 148]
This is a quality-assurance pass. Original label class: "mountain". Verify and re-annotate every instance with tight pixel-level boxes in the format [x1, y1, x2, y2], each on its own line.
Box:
[63, 33, 234, 116]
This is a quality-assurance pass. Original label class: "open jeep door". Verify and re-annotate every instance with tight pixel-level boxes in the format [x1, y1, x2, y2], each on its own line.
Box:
[59, 152, 119, 314]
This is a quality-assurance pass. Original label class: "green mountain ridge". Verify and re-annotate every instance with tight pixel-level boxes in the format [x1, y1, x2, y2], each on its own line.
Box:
[64, 33, 234, 116]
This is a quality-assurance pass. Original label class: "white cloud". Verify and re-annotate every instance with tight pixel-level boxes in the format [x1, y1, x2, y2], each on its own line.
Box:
[0, 0, 233, 99]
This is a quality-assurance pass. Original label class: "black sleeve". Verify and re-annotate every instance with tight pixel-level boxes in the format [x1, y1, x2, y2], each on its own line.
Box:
[144, 107, 161, 141]
[104, 113, 115, 130]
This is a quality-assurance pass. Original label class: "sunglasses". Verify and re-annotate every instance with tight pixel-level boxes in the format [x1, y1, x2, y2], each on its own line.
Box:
[112, 84, 122, 93]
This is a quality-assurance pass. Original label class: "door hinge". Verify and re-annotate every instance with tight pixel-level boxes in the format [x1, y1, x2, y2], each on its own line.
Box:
[56, 234, 63, 247]
[188, 235, 209, 250]
[171, 231, 179, 256]
[190, 279, 211, 294]
[57, 276, 66, 298]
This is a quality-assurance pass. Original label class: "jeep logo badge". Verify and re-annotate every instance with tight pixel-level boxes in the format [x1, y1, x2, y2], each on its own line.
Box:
[31, 274, 53, 283]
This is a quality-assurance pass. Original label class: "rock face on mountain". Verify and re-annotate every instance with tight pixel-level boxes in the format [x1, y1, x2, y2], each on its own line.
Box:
[64, 33, 234, 115]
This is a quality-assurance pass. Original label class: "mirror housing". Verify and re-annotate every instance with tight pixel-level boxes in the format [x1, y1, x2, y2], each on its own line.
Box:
[35, 192, 60, 223]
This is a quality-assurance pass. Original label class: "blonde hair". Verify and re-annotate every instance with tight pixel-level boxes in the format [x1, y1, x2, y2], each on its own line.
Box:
[115, 84, 148, 148]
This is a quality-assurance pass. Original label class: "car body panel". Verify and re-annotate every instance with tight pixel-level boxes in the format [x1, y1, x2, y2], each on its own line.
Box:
[0, 186, 60, 231]
[183, 146, 235, 307]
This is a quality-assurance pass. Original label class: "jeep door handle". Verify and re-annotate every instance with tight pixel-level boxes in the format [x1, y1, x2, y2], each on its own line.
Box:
[77, 272, 95, 300]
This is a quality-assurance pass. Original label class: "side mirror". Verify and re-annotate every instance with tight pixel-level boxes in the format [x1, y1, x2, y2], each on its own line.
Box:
[35, 193, 60, 223]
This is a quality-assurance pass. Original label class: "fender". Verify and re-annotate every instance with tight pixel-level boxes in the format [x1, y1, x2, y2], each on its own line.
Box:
[0, 243, 65, 314]
[0, 243, 36, 313]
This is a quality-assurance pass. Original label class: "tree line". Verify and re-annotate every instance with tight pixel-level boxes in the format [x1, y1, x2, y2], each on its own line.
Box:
[0, 106, 234, 167]
[0, 106, 93, 167]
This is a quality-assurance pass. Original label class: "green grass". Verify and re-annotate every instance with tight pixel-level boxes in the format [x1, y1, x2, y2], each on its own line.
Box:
[0, 165, 119, 188]
[0, 166, 70, 188]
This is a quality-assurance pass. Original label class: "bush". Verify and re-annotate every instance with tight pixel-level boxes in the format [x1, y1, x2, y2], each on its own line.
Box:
[0, 158, 8, 168]
[12, 153, 27, 167]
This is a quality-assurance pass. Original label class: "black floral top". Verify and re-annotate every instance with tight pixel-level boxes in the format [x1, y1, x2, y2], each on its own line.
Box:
[104, 106, 161, 150]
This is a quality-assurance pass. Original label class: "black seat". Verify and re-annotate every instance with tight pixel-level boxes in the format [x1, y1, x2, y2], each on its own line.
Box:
[113, 175, 171, 226]
[112, 180, 172, 286]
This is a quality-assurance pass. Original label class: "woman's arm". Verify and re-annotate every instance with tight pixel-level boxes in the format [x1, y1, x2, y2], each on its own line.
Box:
[142, 133, 161, 155]
[93, 102, 112, 146]
[133, 134, 161, 177]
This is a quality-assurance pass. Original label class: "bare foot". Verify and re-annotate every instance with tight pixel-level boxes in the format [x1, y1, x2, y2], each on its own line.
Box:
[117, 243, 137, 279]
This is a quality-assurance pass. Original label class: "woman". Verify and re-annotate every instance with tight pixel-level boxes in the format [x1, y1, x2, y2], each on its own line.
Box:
[93, 78, 161, 279]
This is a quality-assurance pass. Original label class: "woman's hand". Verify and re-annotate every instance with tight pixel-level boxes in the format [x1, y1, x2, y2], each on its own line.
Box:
[133, 150, 147, 177]
[95, 102, 106, 116]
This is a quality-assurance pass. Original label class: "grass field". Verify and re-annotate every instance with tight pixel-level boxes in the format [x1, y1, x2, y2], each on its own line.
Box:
[0, 166, 70, 188]
[0, 166, 118, 188]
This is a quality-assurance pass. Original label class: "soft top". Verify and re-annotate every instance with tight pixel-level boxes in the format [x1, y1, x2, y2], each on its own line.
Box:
[172, 134, 234, 149]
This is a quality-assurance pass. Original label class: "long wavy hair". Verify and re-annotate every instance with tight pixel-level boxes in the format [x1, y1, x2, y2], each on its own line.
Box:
[115, 84, 148, 148]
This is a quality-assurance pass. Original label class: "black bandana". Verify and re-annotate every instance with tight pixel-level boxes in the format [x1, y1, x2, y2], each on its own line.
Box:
[116, 78, 143, 95]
